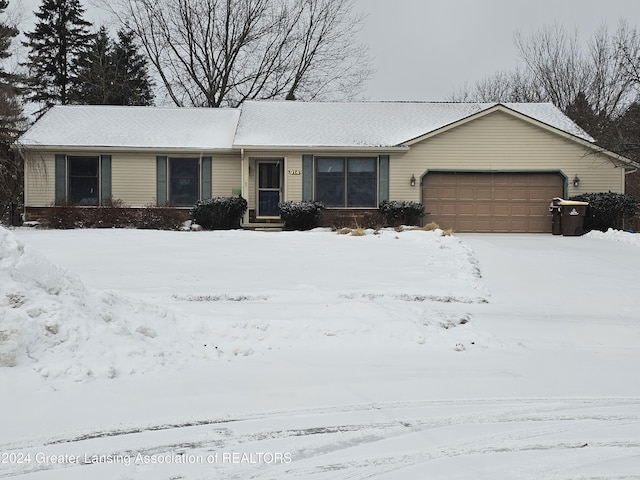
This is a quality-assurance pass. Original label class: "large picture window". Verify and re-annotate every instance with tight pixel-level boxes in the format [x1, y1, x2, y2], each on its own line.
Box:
[315, 157, 377, 207]
[169, 157, 200, 206]
[68, 156, 99, 206]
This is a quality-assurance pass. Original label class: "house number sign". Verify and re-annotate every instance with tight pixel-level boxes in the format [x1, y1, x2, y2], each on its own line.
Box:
[288, 169, 301, 175]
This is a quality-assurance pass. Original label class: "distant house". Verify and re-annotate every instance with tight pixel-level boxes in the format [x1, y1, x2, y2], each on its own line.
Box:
[17, 101, 638, 232]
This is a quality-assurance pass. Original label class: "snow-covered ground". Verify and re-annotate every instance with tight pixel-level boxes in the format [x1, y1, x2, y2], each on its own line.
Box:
[1, 226, 639, 479]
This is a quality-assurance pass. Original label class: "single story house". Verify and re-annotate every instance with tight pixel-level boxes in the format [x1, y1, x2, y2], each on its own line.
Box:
[17, 101, 638, 232]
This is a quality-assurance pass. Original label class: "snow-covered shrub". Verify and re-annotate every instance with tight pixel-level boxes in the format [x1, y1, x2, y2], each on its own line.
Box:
[278, 201, 324, 230]
[135, 204, 187, 230]
[569, 192, 638, 232]
[379, 200, 425, 227]
[191, 196, 247, 230]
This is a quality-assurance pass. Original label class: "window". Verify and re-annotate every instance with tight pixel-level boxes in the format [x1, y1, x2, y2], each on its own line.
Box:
[169, 157, 199, 206]
[68, 156, 99, 206]
[315, 157, 377, 207]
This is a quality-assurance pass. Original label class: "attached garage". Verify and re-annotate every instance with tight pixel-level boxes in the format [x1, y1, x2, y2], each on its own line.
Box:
[422, 172, 565, 233]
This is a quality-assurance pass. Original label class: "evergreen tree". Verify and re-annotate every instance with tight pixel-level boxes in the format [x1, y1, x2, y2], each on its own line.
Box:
[111, 28, 154, 106]
[0, 0, 25, 225]
[74, 26, 116, 104]
[74, 27, 154, 106]
[23, 0, 93, 116]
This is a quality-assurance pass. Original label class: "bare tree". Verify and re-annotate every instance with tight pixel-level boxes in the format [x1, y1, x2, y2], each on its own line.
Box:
[450, 68, 545, 103]
[452, 23, 637, 118]
[96, 0, 372, 107]
[614, 21, 640, 88]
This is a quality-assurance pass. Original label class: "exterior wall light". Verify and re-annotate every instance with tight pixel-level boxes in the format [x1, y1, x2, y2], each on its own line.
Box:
[573, 174, 580, 188]
[410, 174, 416, 187]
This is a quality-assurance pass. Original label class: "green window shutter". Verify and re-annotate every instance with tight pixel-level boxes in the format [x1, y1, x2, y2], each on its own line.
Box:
[302, 154, 314, 201]
[156, 156, 168, 205]
[201, 156, 212, 200]
[100, 155, 112, 204]
[378, 155, 390, 203]
[54, 154, 66, 205]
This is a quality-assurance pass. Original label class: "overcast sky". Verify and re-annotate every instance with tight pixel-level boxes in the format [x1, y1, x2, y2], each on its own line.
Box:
[12, 0, 640, 103]
[354, 0, 640, 101]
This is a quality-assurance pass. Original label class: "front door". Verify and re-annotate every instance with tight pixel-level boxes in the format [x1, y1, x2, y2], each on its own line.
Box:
[257, 160, 282, 217]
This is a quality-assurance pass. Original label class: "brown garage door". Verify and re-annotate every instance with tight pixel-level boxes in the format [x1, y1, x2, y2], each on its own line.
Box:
[422, 172, 564, 233]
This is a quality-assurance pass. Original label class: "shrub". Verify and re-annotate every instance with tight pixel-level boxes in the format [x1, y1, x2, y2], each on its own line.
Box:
[135, 204, 187, 230]
[278, 201, 325, 230]
[191, 196, 248, 230]
[45, 202, 87, 229]
[378, 200, 425, 227]
[320, 209, 382, 229]
[84, 198, 132, 228]
[569, 192, 639, 231]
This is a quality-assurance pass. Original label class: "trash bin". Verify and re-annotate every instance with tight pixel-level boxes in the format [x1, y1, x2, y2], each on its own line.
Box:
[558, 200, 589, 236]
[549, 198, 562, 235]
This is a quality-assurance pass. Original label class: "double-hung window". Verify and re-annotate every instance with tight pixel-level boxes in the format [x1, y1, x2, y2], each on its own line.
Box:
[315, 157, 377, 207]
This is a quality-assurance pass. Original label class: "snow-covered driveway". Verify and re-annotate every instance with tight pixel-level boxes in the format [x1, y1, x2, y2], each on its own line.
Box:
[1, 228, 639, 479]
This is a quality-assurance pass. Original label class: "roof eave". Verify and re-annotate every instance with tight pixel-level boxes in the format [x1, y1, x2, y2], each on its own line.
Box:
[234, 144, 410, 152]
[14, 143, 238, 154]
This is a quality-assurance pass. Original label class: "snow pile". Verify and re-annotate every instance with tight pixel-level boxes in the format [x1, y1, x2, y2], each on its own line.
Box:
[0, 226, 192, 381]
[586, 228, 640, 246]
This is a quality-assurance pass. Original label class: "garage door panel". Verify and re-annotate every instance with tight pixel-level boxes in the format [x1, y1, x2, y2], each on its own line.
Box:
[422, 172, 564, 233]
[493, 204, 510, 215]
[474, 203, 491, 215]
[440, 204, 458, 215]
[475, 188, 492, 200]
[529, 205, 547, 215]
[510, 205, 528, 215]
[457, 203, 475, 215]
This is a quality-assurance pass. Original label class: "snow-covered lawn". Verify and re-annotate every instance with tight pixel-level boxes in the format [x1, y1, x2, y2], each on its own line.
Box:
[1, 226, 639, 479]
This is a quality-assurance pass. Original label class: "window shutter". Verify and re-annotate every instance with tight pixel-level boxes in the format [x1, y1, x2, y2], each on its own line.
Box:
[100, 155, 112, 204]
[54, 154, 66, 205]
[378, 155, 390, 203]
[156, 156, 168, 205]
[302, 154, 314, 201]
[201, 156, 212, 200]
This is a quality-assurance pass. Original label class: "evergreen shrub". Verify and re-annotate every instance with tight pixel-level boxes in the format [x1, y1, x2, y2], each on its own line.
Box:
[569, 192, 639, 231]
[191, 196, 247, 230]
[378, 200, 425, 227]
[278, 201, 325, 230]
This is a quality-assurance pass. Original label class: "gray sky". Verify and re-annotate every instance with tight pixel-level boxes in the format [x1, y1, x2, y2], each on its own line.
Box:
[12, 0, 640, 103]
[355, 0, 640, 101]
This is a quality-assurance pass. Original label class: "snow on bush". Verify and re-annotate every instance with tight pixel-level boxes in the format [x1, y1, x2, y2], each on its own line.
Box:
[0, 226, 192, 381]
[586, 228, 640, 246]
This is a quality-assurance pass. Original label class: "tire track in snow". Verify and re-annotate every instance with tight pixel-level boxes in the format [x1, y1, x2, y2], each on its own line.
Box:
[2, 397, 639, 479]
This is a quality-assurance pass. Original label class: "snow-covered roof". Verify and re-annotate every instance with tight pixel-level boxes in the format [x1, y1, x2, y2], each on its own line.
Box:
[234, 101, 595, 148]
[18, 105, 240, 150]
[18, 101, 595, 151]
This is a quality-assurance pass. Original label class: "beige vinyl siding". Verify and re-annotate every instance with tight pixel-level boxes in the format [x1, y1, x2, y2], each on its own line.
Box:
[212, 154, 242, 197]
[285, 156, 302, 202]
[391, 110, 625, 202]
[112, 153, 156, 206]
[25, 152, 55, 207]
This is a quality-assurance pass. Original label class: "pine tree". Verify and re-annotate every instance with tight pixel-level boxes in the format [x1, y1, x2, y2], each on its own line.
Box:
[23, 0, 93, 116]
[74, 26, 116, 104]
[0, 0, 25, 225]
[74, 27, 154, 106]
[111, 28, 154, 106]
